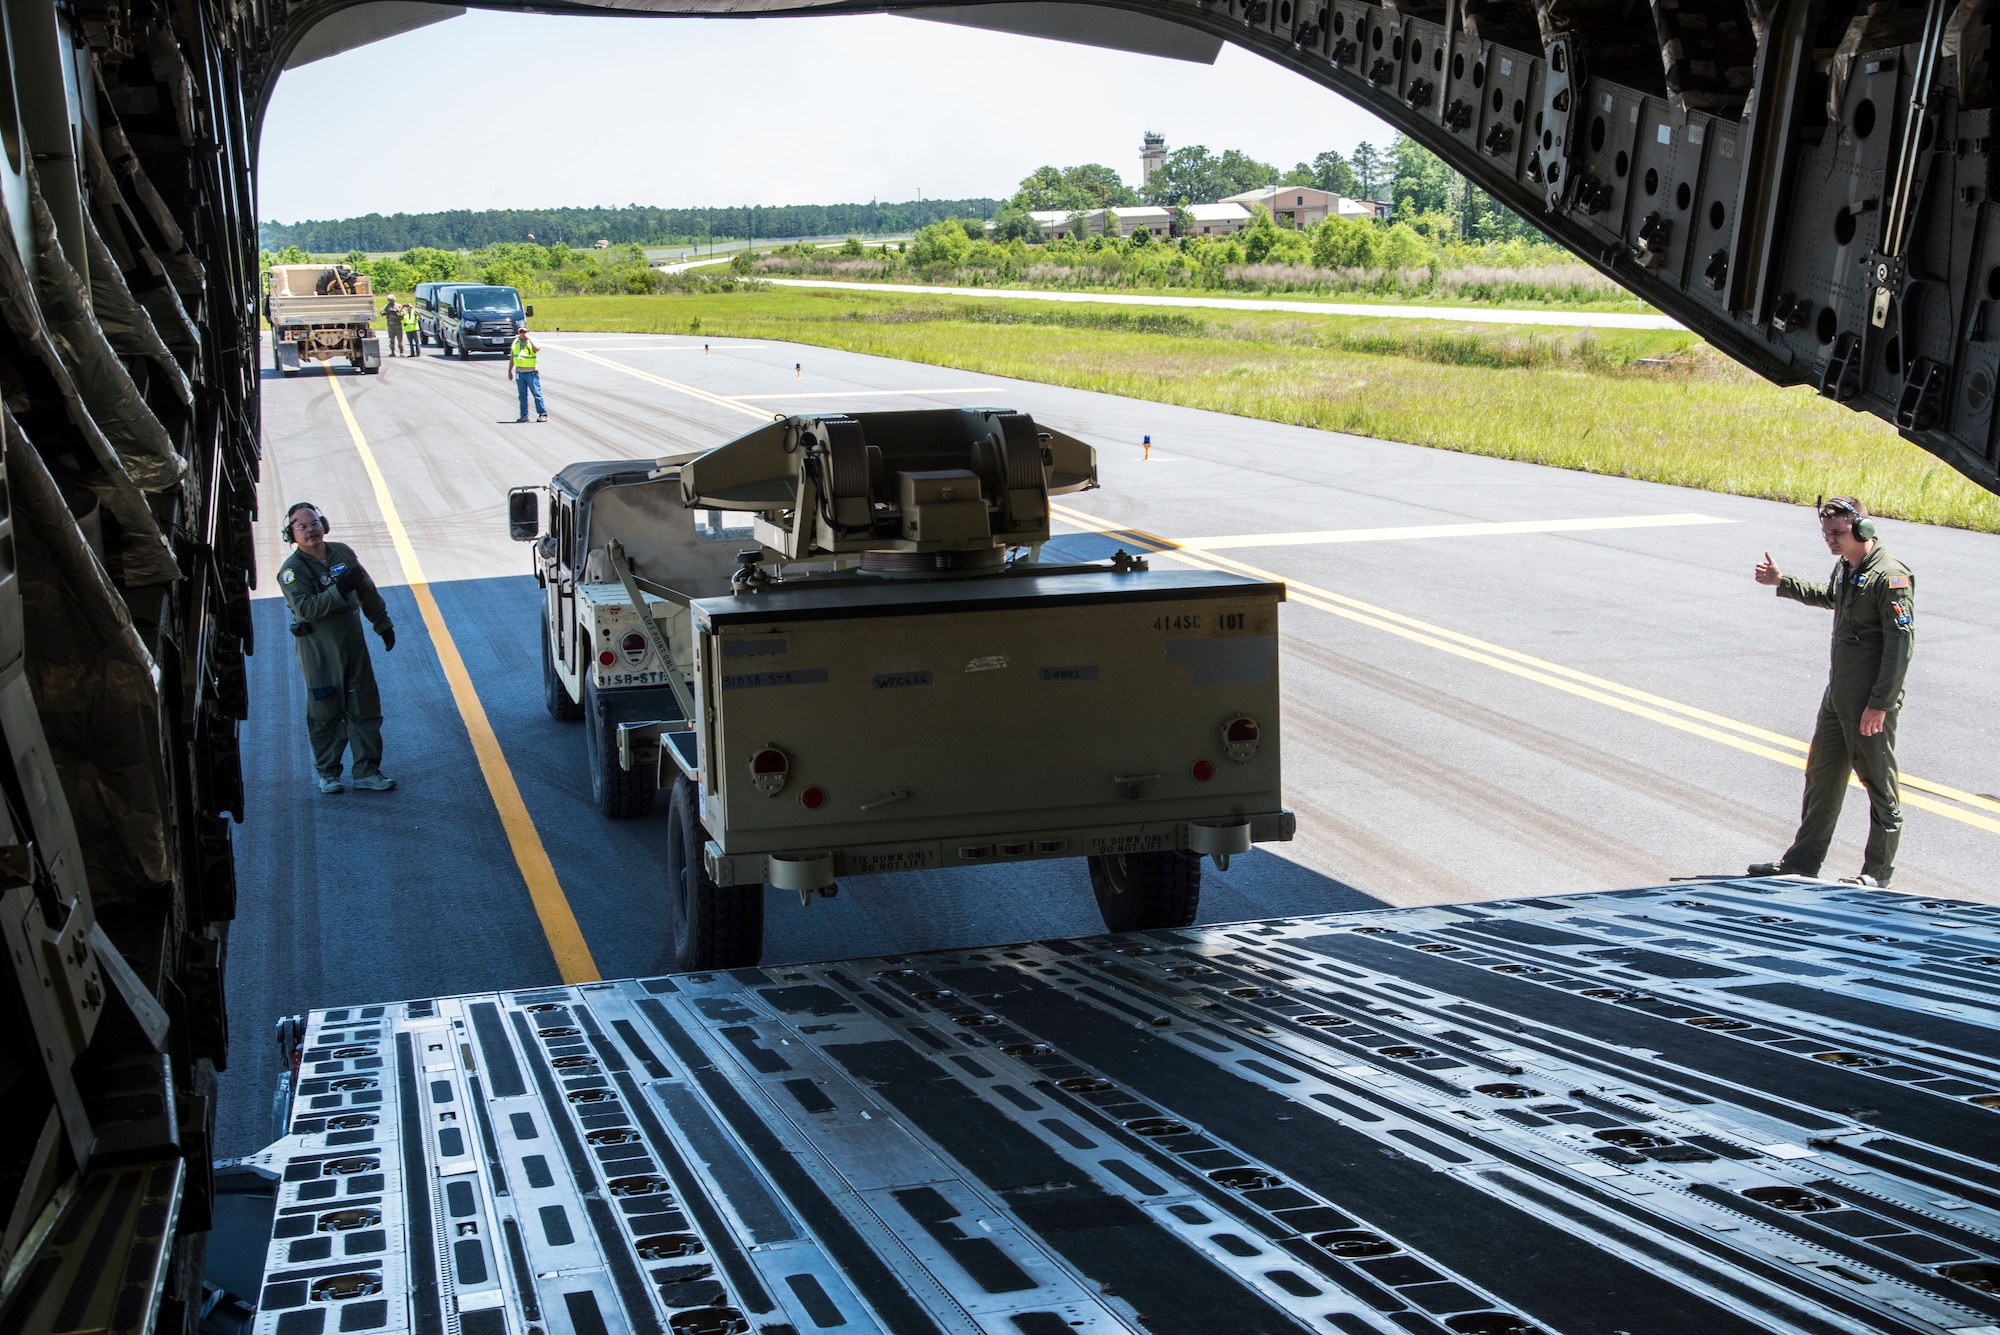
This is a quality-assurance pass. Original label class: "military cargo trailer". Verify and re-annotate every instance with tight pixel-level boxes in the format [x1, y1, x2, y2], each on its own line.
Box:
[236, 881, 2000, 1335]
[682, 564, 1289, 906]
[511, 410, 1294, 972]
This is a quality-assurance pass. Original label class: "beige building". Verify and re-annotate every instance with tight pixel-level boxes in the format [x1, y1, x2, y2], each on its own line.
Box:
[1182, 202, 1252, 236]
[1106, 205, 1170, 237]
[1024, 206, 1172, 240]
[1223, 185, 1333, 228]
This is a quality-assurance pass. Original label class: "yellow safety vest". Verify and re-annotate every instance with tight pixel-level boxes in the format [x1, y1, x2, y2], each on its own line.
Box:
[402, 309, 418, 331]
[511, 339, 537, 370]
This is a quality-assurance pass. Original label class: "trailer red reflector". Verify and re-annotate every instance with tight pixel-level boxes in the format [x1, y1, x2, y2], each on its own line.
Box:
[1191, 759, 1214, 781]
[598, 650, 615, 666]
[799, 786, 826, 810]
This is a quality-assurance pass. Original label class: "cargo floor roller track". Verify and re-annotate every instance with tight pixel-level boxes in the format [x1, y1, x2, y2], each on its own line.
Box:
[243, 881, 2000, 1335]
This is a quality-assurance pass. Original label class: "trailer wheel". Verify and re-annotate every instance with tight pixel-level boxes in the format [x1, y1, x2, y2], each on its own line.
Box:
[667, 775, 763, 970]
[542, 625, 582, 722]
[1087, 850, 1202, 933]
[583, 676, 654, 818]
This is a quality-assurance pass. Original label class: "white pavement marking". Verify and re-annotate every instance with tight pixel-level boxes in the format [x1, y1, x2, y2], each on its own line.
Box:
[741, 387, 1004, 400]
[1172, 513, 1732, 550]
[759, 277, 1686, 330]
[540, 342, 769, 351]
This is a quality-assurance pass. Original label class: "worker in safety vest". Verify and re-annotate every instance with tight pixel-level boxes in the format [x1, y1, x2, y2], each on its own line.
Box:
[401, 304, 420, 357]
[508, 327, 546, 421]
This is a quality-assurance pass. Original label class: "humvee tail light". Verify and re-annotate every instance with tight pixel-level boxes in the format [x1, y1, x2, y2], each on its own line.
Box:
[799, 786, 826, 810]
[750, 746, 789, 796]
[1191, 759, 1215, 781]
[1223, 717, 1261, 763]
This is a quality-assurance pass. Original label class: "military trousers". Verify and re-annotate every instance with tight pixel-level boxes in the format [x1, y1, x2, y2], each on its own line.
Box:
[1781, 683, 1900, 883]
[307, 650, 385, 779]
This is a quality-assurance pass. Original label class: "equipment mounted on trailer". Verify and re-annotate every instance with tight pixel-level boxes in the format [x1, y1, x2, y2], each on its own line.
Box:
[511, 409, 1294, 971]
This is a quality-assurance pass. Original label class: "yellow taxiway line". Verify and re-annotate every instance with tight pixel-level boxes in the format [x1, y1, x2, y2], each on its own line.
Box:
[1052, 502, 2000, 837]
[548, 345, 771, 421]
[325, 367, 604, 983]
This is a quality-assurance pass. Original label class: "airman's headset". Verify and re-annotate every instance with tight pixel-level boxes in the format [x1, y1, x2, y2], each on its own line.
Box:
[283, 502, 328, 543]
[283, 503, 331, 639]
[1817, 495, 1876, 541]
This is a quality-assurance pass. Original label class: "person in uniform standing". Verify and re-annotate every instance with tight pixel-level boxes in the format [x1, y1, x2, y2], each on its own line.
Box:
[402, 303, 421, 356]
[382, 297, 405, 357]
[1750, 496, 1914, 886]
[508, 326, 546, 422]
[279, 502, 399, 793]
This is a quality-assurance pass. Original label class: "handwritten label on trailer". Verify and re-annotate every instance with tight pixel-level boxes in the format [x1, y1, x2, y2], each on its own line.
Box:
[723, 638, 788, 659]
[1087, 832, 1174, 856]
[598, 670, 671, 688]
[1039, 666, 1099, 682]
[721, 668, 829, 691]
[872, 671, 935, 690]
[847, 849, 941, 874]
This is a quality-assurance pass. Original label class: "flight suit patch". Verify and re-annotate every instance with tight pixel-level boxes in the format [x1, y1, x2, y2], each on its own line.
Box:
[318, 573, 332, 587]
[280, 568, 296, 585]
[1890, 601, 1910, 628]
[1886, 575, 1910, 589]
[1852, 573, 1868, 590]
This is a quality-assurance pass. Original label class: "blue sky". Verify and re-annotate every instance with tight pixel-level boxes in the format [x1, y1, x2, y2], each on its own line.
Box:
[258, 11, 1391, 222]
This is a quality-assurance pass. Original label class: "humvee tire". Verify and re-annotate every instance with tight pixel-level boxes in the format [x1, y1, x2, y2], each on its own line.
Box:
[1088, 850, 1202, 933]
[542, 626, 582, 722]
[667, 775, 763, 970]
[583, 676, 654, 817]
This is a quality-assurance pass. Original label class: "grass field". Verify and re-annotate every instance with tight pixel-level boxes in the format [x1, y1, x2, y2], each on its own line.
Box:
[529, 289, 2000, 533]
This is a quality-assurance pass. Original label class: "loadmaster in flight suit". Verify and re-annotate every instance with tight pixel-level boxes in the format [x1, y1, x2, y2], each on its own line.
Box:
[1750, 496, 1913, 887]
[279, 502, 398, 793]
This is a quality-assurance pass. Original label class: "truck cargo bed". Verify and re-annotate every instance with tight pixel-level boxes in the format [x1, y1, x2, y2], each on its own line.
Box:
[243, 881, 2000, 1335]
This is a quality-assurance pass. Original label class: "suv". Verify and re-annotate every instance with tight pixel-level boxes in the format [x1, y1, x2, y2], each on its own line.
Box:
[411, 280, 478, 347]
[437, 285, 532, 359]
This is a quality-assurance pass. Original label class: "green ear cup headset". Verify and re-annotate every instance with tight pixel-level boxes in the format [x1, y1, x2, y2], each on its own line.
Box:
[1817, 495, 1875, 541]
[283, 503, 327, 544]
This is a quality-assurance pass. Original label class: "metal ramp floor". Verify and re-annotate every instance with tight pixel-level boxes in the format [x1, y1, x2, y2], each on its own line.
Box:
[242, 880, 2000, 1335]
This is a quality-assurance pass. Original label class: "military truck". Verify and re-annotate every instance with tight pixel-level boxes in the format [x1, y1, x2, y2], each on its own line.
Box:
[510, 408, 1293, 970]
[265, 263, 381, 375]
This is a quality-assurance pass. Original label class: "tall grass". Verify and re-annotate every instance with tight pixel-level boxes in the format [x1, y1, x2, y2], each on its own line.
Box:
[528, 289, 2000, 533]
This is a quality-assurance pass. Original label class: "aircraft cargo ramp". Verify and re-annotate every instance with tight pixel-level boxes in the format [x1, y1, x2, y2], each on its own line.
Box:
[219, 880, 1999, 1335]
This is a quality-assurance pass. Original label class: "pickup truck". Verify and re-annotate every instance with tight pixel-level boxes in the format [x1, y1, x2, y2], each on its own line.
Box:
[510, 408, 1293, 970]
[265, 263, 381, 375]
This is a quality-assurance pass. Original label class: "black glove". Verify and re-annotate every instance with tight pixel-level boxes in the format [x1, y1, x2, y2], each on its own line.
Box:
[331, 563, 361, 595]
[378, 623, 395, 652]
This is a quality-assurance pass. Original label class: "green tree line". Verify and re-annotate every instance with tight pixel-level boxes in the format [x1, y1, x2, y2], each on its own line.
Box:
[257, 198, 1002, 253]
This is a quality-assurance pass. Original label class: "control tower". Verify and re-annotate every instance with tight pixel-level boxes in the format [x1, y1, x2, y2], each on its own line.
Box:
[1140, 130, 1167, 186]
